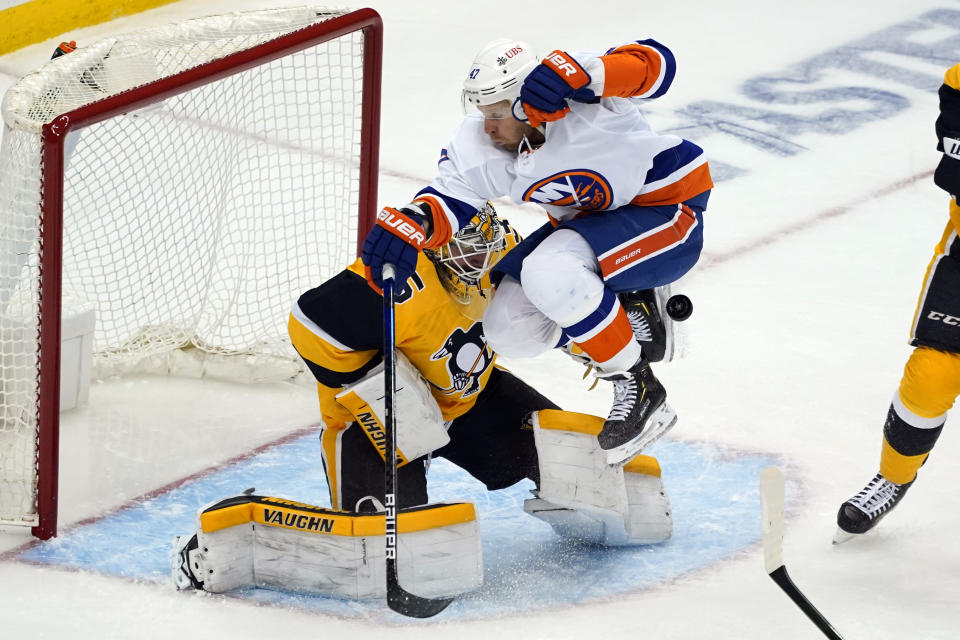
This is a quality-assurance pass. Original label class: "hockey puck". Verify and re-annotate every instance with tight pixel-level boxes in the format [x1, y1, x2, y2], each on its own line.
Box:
[665, 294, 693, 321]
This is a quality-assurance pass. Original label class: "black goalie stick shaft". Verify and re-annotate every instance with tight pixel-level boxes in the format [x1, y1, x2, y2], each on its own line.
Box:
[760, 467, 844, 640]
[382, 263, 453, 618]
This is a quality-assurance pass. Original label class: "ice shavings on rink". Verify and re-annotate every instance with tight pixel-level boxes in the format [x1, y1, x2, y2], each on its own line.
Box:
[15, 431, 777, 620]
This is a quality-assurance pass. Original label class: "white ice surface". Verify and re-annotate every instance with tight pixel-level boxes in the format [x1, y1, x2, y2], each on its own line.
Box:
[2, 1, 960, 638]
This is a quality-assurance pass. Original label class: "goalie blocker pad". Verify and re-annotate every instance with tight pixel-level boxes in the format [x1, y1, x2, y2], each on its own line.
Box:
[524, 409, 672, 546]
[175, 494, 482, 599]
[336, 351, 449, 466]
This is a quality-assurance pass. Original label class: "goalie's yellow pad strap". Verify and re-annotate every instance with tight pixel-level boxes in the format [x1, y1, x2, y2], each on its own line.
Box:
[200, 495, 475, 536]
[337, 389, 410, 466]
[537, 409, 604, 436]
[624, 454, 661, 478]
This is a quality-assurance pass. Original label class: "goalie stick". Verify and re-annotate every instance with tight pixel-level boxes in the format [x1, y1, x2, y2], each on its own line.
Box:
[382, 263, 453, 618]
[760, 467, 844, 640]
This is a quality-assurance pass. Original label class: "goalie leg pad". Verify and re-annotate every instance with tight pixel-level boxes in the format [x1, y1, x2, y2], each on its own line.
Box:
[623, 463, 673, 544]
[524, 468, 671, 545]
[526, 409, 672, 545]
[532, 409, 629, 513]
[172, 494, 482, 599]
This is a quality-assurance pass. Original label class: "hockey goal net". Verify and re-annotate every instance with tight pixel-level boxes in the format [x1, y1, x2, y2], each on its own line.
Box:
[0, 7, 381, 538]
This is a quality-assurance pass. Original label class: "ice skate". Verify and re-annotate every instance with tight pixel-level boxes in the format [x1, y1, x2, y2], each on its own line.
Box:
[833, 473, 913, 544]
[619, 286, 691, 363]
[171, 534, 203, 590]
[596, 357, 677, 465]
[619, 289, 670, 362]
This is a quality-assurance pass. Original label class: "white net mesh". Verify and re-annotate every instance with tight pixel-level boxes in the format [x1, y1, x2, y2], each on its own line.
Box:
[0, 7, 372, 526]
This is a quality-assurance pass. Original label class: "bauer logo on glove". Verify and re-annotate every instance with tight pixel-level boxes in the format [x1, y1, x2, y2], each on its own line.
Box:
[520, 49, 596, 127]
[543, 51, 590, 86]
[361, 205, 434, 291]
[377, 207, 428, 247]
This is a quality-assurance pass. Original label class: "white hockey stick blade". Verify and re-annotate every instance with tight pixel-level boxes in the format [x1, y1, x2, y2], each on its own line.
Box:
[760, 465, 785, 574]
[760, 466, 846, 639]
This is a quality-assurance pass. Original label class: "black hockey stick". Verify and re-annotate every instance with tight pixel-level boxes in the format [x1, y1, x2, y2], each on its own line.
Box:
[382, 263, 453, 618]
[760, 467, 844, 640]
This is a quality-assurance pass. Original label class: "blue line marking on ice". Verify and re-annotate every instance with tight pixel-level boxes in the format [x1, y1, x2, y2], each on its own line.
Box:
[18, 432, 776, 621]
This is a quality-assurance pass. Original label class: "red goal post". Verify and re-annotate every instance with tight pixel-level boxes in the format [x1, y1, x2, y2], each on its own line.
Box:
[0, 7, 382, 539]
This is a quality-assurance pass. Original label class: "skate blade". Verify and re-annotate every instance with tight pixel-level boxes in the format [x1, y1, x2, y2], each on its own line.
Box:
[605, 403, 678, 465]
[832, 527, 858, 545]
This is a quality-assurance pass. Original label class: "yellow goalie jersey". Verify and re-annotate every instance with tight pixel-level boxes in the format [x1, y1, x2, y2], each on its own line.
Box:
[288, 221, 520, 432]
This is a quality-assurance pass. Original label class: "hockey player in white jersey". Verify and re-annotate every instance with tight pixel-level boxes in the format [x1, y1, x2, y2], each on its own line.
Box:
[361, 38, 713, 464]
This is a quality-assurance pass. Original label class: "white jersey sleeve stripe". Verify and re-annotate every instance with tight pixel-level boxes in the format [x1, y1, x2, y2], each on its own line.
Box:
[638, 153, 707, 196]
[415, 193, 461, 236]
[633, 47, 668, 100]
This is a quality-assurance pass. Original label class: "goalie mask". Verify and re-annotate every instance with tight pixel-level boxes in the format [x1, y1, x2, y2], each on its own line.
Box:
[461, 38, 538, 121]
[427, 203, 508, 315]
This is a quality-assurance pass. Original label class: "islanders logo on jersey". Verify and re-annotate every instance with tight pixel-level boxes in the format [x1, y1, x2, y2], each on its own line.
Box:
[522, 169, 613, 210]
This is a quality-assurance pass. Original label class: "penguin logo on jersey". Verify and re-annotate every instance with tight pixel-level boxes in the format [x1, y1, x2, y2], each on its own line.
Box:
[431, 323, 492, 397]
[523, 169, 613, 210]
